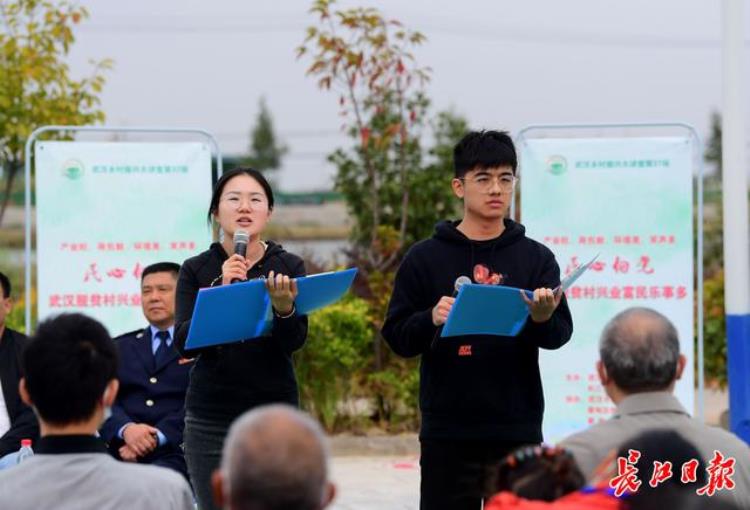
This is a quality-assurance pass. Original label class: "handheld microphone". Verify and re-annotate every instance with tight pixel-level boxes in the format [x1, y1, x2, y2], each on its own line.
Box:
[452, 276, 472, 297]
[231, 230, 249, 283]
[430, 275, 471, 350]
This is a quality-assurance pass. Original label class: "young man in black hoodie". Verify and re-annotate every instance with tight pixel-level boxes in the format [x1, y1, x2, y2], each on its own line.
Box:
[382, 130, 573, 510]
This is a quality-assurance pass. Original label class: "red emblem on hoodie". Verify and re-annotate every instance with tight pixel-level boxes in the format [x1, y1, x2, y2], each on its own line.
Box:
[458, 345, 472, 356]
[473, 264, 503, 285]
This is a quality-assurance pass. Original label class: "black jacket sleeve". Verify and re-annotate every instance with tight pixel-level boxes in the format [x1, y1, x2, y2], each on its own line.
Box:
[381, 253, 438, 358]
[173, 261, 208, 358]
[0, 333, 39, 457]
[98, 398, 133, 445]
[154, 406, 186, 447]
[0, 407, 38, 457]
[521, 249, 574, 350]
[270, 258, 308, 355]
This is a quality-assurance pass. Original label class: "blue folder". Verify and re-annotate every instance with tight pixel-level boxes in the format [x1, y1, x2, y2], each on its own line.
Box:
[295, 267, 358, 314]
[441, 253, 599, 338]
[441, 284, 531, 338]
[185, 268, 358, 349]
[185, 279, 271, 349]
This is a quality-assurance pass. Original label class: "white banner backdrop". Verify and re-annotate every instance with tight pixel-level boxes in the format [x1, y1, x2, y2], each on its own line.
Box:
[520, 137, 695, 443]
[35, 141, 212, 336]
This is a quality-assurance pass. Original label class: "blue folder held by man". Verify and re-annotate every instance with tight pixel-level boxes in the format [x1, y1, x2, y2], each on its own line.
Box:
[441, 253, 598, 338]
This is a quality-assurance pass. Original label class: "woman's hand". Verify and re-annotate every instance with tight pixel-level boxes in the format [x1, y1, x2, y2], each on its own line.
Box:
[221, 254, 250, 285]
[266, 270, 298, 315]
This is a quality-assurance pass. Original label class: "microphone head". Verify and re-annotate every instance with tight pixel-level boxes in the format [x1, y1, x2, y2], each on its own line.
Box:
[454, 275, 472, 292]
[233, 229, 249, 245]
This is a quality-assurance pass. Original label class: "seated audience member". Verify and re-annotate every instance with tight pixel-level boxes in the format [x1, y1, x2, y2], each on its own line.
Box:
[615, 429, 737, 510]
[211, 404, 336, 510]
[485, 445, 621, 509]
[100, 262, 191, 478]
[0, 313, 193, 510]
[0, 271, 38, 461]
[561, 307, 750, 509]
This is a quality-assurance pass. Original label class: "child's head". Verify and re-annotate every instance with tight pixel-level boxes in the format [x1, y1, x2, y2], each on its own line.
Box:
[488, 445, 586, 502]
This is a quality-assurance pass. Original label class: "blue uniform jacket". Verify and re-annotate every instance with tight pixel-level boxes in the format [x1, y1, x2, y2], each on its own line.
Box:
[100, 326, 193, 477]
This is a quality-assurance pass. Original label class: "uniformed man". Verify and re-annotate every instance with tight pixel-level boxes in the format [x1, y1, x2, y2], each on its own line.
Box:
[100, 262, 192, 479]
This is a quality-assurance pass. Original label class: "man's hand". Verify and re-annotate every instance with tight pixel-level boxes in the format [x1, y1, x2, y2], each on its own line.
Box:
[432, 296, 456, 326]
[521, 287, 563, 323]
[119, 444, 139, 462]
[122, 423, 159, 457]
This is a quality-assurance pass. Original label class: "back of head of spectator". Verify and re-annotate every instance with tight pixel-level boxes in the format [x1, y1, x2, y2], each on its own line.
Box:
[598, 307, 685, 403]
[561, 307, 750, 509]
[488, 445, 586, 502]
[212, 404, 335, 510]
[20, 313, 119, 433]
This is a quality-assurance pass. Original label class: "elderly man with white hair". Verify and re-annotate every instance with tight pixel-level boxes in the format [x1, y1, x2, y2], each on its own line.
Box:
[212, 404, 336, 510]
[561, 307, 750, 509]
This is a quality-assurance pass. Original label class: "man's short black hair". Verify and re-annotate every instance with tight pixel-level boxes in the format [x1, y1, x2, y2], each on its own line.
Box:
[0, 271, 10, 299]
[141, 262, 181, 282]
[23, 313, 118, 425]
[453, 130, 518, 178]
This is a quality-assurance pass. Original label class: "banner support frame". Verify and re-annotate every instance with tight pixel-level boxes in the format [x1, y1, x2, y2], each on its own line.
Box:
[23, 125, 223, 334]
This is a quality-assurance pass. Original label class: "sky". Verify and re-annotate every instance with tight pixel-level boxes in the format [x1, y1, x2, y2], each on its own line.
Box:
[64, 0, 750, 191]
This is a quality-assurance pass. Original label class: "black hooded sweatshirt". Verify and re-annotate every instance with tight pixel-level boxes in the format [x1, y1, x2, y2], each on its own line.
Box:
[381, 219, 573, 443]
[174, 241, 307, 422]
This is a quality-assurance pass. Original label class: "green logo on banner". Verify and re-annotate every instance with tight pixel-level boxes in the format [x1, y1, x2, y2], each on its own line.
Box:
[547, 155, 567, 175]
[62, 160, 84, 180]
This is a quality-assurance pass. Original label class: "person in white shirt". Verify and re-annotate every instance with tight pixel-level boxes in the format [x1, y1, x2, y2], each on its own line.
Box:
[0, 312, 193, 510]
[0, 270, 38, 466]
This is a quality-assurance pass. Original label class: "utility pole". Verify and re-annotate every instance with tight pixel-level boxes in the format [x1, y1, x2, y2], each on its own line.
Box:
[722, 0, 750, 443]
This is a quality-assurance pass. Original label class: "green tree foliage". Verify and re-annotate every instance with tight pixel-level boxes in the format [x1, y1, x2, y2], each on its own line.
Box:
[0, 0, 111, 226]
[703, 271, 726, 388]
[700, 110, 727, 386]
[329, 109, 466, 251]
[246, 97, 288, 175]
[702, 198, 724, 279]
[298, 0, 464, 271]
[704, 110, 722, 181]
[294, 296, 372, 430]
[702, 111, 723, 274]
[298, 1, 468, 425]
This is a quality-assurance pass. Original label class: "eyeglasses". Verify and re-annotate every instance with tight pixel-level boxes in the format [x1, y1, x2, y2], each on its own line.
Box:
[459, 174, 517, 193]
[220, 193, 268, 210]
